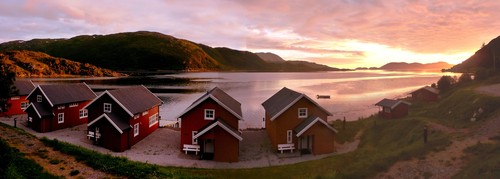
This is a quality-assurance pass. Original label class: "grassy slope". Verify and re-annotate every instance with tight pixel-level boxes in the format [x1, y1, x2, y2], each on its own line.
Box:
[454, 137, 500, 178]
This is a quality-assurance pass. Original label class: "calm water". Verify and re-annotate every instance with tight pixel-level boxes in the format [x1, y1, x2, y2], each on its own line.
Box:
[29, 70, 455, 129]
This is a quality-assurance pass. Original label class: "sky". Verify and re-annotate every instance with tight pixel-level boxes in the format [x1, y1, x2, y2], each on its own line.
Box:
[1, 0, 500, 68]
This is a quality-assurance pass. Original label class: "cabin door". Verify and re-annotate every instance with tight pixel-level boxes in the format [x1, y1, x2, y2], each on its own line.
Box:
[300, 135, 313, 154]
[204, 139, 214, 153]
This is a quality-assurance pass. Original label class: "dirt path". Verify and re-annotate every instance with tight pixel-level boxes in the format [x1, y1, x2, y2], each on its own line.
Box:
[0, 123, 116, 178]
[476, 83, 500, 96]
[377, 96, 500, 178]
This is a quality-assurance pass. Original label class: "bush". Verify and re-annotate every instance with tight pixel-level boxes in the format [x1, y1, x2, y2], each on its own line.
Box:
[70, 170, 80, 176]
[437, 75, 456, 91]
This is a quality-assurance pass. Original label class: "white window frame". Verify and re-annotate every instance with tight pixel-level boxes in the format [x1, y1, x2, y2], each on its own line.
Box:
[20, 102, 28, 110]
[287, 130, 293, 143]
[192, 131, 198, 144]
[57, 105, 65, 110]
[79, 109, 88, 118]
[69, 103, 78, 108]
[58, 113, 64, 124]
[298, 108, 308, 118]
[134, 123, 139, 137]
[104, 103, 112, 113]
[10, 96, 20, 100]
[37, 95, 42, 102]
[204, 109, 215, 120]
[134, 114, 140, 120]
[142, 111, 149, 116]
[149, 113, 158, 127]
[384, 107, 391, 113]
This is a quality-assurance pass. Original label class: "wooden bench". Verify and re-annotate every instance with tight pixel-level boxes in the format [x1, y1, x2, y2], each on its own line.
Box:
[278, 143, 295, 154]
[183, 144, 200, 155]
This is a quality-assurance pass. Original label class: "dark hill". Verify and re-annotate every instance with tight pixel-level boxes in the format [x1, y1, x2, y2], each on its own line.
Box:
[0, 31, 339, 72]
[255, 52, 286, 63]
[380, 62, 453, 71]
[449, 36, 500, 72]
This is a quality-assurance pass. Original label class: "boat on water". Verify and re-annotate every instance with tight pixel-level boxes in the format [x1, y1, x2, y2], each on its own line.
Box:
[316, 95, 330, 99]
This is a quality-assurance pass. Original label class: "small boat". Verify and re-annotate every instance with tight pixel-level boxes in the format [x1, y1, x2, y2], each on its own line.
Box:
[317, 95, 330, 99]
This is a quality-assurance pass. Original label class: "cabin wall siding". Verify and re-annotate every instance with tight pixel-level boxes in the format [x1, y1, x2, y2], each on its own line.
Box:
[1, 95, 29, 116]
[301, 122, 336, 155]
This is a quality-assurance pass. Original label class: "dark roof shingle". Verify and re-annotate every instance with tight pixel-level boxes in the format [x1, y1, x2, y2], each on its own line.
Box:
[14, 80, 35, 96]
[38, 83, 96, 106]
[262, 87, 302, 119]
[108, 86, 162, 115]
[180, 87, 242, 119]
[375, 98, 410, 109]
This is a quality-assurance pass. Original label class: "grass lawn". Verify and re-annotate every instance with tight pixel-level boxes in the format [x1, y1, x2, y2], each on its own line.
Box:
[454, 136, 500, 178]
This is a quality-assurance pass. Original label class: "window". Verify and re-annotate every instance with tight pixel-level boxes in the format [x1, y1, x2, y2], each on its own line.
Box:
[204, 109, 215, 120]
[104, 103, 112, 113]
[37, 95, 42, 102]
[287, 130, 293, 143]
[69, 103, 78, 108]
[192, 131, 198, 144]
[57, 105, 65, 110]
[298, 108, 308, 118]
[142, 111, 148, 116]
[134, 123, 139, 137]
[384, 107, 391, 113]
[58, 113, 64, 124]
[79, 109, 88, 118]
[149, 113, 158, 127]
[134, 114, 139, 120]
[21, 102, 28, 110]
[10, 96, 20, 100]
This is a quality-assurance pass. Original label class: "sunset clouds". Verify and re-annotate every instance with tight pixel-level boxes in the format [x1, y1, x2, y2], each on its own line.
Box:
[1, 0, 499, 68]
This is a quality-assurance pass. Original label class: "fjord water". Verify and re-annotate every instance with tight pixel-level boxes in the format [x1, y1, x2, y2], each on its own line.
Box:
[156, 70, 452, 129]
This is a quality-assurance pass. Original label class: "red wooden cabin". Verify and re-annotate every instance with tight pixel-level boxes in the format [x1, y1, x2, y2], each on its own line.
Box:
[177, 87, 243, 162]
[375, 98, 410, 119]
[84, 86, 163, 152]
[262, 87, 338, 155]
[1, 80, 35, 117]
[410, 86, 439, 102]
[24, 83, 96, 133]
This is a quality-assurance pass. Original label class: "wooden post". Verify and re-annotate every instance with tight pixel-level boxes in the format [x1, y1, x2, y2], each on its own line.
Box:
[343, 117, 346, 130]
[13, 117, 17, 128]
[423, 126, 428, 144]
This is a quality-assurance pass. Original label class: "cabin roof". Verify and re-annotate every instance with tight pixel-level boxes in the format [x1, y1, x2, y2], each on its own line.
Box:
[107, 86, 163, 115]
[14, 80, 35, 96]
[177, 87, 242, 120]
[375, 98, 410, 109]
[411, 86, 439, 95]
[25, 102, 53, 118]
[262, 87, 332, 121]
[27, 83, 96, 106]
[293, 115, 338, 137]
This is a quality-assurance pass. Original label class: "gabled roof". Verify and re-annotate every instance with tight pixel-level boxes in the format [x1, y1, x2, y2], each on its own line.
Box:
[177, 87, 242, 120]
[27, 83, 96, 107]
[411, 86, 439, 95]
[88, 113, 131, 134]
[375, 98, 411, 109]
[25, 102, 53, 118]
[262, 87, 332, 121]
[294, 116, 338, 137]
[14, 80, 35, 96]
[84, 86, 163, 117]
[193, 119, 243, 141]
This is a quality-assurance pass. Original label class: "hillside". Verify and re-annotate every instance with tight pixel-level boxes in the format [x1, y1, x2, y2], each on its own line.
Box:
[255, 52, 286, 63]
[0, 31, 339, 72]
[449, 36, 500, 72]
[379, 62, 453, 71]
[0, 50, 122, 77]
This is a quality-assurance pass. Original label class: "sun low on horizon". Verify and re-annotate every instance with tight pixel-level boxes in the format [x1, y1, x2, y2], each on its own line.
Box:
[1, 0, 500, 69]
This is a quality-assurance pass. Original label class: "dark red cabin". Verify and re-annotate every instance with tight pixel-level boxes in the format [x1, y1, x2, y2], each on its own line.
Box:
[375, 98, 411, 119]
[177, 87, 243, 162]
[24, 83, 96, 133]
[1, 80, 35, 117]
[84, 86, 163, 152]
[410, 86, 439, 102]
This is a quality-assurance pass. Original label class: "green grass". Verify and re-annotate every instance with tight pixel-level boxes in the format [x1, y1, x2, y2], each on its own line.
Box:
[331, 119, 368, 144]
[453, 137, 500, 178]
[0, 138, 60, 179]
[40, 138, 201, 179]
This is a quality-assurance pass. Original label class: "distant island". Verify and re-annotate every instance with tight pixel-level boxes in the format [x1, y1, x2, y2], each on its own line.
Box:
[0, 31, 345, 73]
[0, 50, 122, 77]
[356, 62, 453, 72]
